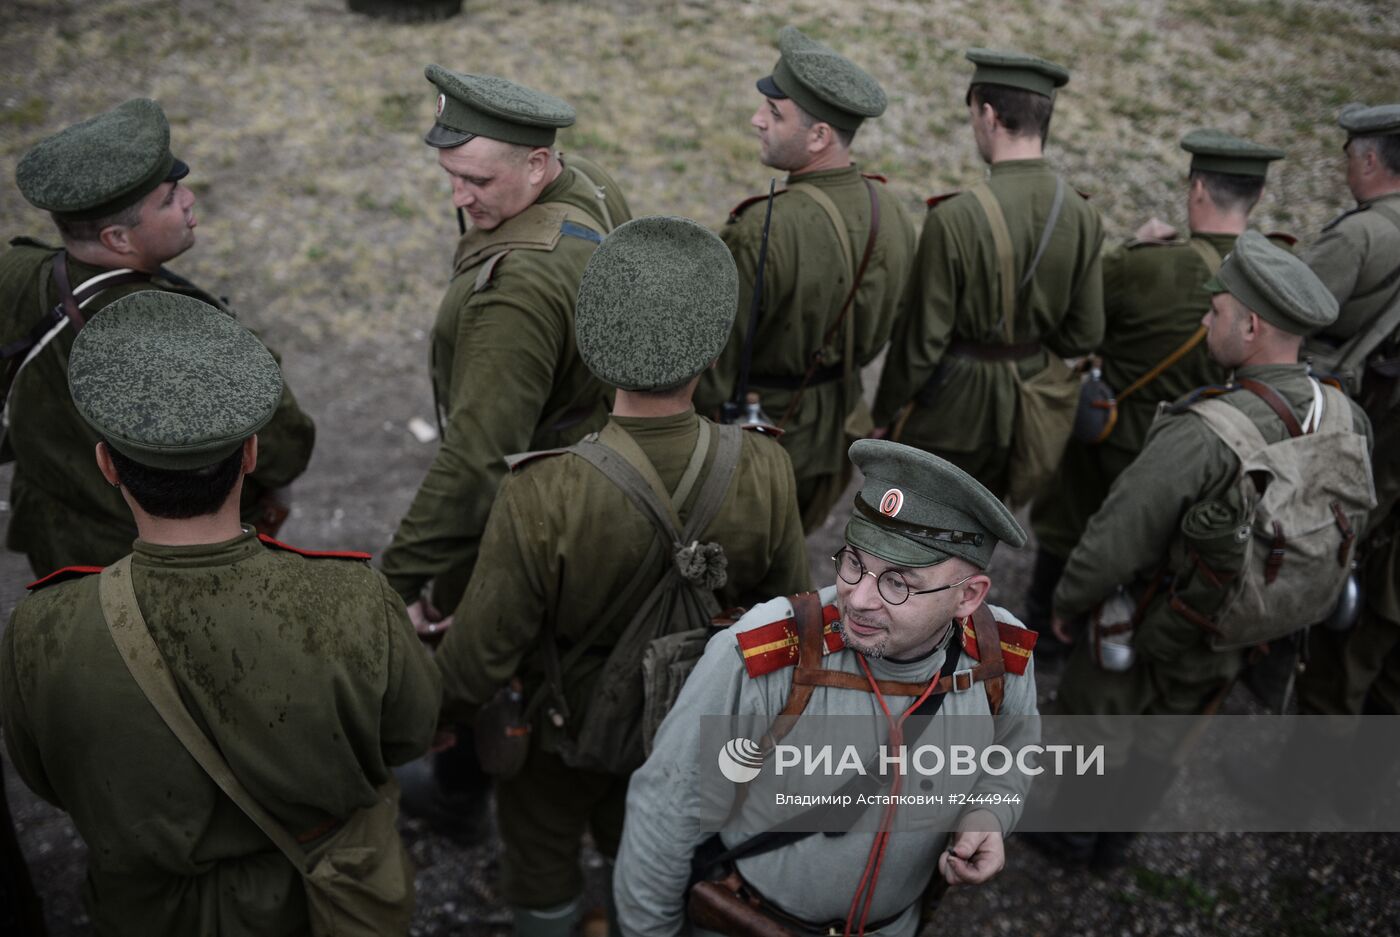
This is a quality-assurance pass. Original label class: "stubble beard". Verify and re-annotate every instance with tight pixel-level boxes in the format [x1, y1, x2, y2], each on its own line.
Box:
[835, 615, 889, 659]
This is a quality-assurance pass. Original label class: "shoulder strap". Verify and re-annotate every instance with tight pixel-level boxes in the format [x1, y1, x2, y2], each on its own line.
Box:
[1021, 176, 1067, 293]
[777, 179, 882, 428]
[1237, 377, 1305, 437]
[1189, 395, 1271, 463]
[97, 557, 310, 872]
[1187, 236, 1224, 275]
[1317, 382, 1356, 435]
[786, 182, 854, 274]
[1369, 200, 1400, 236]
[968, 183, 1017, 338]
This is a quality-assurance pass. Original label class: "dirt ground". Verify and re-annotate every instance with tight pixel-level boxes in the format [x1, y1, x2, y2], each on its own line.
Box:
[2, 0, 1399, 934]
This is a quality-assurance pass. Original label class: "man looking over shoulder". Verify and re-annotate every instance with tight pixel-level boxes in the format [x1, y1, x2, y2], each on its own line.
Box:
[381, 66, 631, 629]
[1, 292, 439, 936]
[694, 25, 916, 533]
[0, 98, 316, 576]
[616, 440, 1039, 936]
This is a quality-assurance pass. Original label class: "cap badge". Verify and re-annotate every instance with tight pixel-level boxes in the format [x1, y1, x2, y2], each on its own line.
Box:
[435, 93, 446, 118]
[879, 488, 905, 518]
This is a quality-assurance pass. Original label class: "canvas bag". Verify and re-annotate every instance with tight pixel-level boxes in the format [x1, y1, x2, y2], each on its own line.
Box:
[1171, 379, 1376, 650]
[548, 419, 744, 773]
[967, 180, 1078, 507]
[98, 557, 415, 937]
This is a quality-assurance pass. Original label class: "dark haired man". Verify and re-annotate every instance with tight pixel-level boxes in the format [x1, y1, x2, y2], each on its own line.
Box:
[1, 292, 440, 937]
[694, 25, 916, 532]
[0, 98, 316, 576]
[873, 48, 1103, 506]
[1297, 103, 1400, 717]
[1028, 129, 1286, 651]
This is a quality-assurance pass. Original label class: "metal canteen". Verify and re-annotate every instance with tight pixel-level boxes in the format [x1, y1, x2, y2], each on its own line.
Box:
[1093, 589, 1137, 672]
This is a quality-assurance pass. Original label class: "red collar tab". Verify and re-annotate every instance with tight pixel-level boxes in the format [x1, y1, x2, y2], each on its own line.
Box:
[728, 188, 790, 222]
[925, 190, 960, 209]
[27, 565, 104, 591]
[737, 602, 843, 678]
[959, 615, 1037, 675]
[257, 534, 370, 561]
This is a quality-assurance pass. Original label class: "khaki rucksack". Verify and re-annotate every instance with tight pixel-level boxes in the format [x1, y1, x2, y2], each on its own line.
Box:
[1168, 378, 1375, 650]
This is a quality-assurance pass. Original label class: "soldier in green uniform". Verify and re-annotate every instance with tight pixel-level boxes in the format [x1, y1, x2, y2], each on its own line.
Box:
[1297, 103, 1400, 716]
[873, 49, 1104, 504]
[0, 98, 316, 576]
[0, 293, 440, 937]
[1026, 130, 1286, 651]
[693, 25, 917, 532]
[1036, 233, 1371, 868]
[616, 440, 1039, 936]
[434, 216, 810, 937]
[381, 66, 631, 628]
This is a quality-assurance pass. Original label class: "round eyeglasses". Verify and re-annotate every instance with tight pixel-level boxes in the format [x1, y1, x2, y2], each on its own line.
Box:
[831, 548, 973, 606]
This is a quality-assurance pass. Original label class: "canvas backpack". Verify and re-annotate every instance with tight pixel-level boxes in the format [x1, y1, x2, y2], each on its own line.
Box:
[1168, 378, 1376, 650]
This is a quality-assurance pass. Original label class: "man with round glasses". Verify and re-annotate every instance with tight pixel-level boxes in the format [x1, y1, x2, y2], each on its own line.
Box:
[616, 440, 1040, 936]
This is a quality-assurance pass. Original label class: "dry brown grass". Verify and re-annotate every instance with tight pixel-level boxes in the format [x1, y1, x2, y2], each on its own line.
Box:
[3, 0, 1397, 350]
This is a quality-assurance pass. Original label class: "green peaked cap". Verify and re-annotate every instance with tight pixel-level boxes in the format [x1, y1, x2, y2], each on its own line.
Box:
[1205, 230, 1338, 336]
[69, 293, 284, 470]
[1338, 102, 1400, 139]
[423, 65, 575, 148]
[1180, 128, 1284, 178]
[16, 98, 189, 220]
[757, 25, 887, 131]
[965, 48, 1070, 98]
[845, 440, 1026, 570]
[575, 216, 738, 391]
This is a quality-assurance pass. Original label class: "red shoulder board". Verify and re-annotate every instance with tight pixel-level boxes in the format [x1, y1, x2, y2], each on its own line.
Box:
[728, 188, 790, 222]
[925, 191, 960, 209]
[958, 616, 1037, 675]
[737, 602, 842, 678]
[1266, 231, 1298, 247]
[27, 565, 103, 591]
[861, 172, 889, 184]
[257, 534, 370, 561]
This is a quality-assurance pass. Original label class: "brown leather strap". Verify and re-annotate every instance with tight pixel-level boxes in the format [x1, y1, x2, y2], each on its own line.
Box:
[1331, 501, 1355, 567]
[779, 178, 881, 428]
[1169, 592, 1219, 634]
[970, 603, 1006, 715]
[50, 251, 86, 332]
[1236, 377, 1304, 438]
[948, 339, 1044, 361]
[767, 592, 826, 741]
[1188, 549, 1235, 590]
[1117, 325, 1207, 404]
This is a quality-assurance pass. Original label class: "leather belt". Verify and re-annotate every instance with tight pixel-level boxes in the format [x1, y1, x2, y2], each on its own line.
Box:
[751, 364, 843, 390]
[947, 339, 1043, 361]
[732, 870, 906, 936]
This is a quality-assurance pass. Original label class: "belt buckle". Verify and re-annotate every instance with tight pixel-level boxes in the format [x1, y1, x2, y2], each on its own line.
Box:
[952, 667, 974, 692]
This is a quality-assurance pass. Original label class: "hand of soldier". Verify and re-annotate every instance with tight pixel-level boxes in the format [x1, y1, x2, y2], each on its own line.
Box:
[408, 598, 454, 642]
[939, 811, 1005, 885]
[1134, 217, 1178, 242]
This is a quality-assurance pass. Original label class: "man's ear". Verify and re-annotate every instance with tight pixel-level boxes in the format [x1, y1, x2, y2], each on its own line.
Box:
[95, 441, 120, 487]
[527, 146, 552, 184]
[242, 435, 259, 475]
[96, 223, 135, 256]
[952, 574, 992, 620]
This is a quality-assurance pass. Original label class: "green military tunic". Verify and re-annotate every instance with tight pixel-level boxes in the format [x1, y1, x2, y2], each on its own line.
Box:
[873, 159, 1104, 499]
[0, 239, 317, 575]
[0, 529, 441, 936]
[1298, 191, 1400, 712]
[1031, 233, 1234, 559]
[380, 155, 631, 610]
[1052, 364, 1372, 724]
[614, 585, 1038, 936]
[693, 166, 917, 531]
[434, 409, 810, 907]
